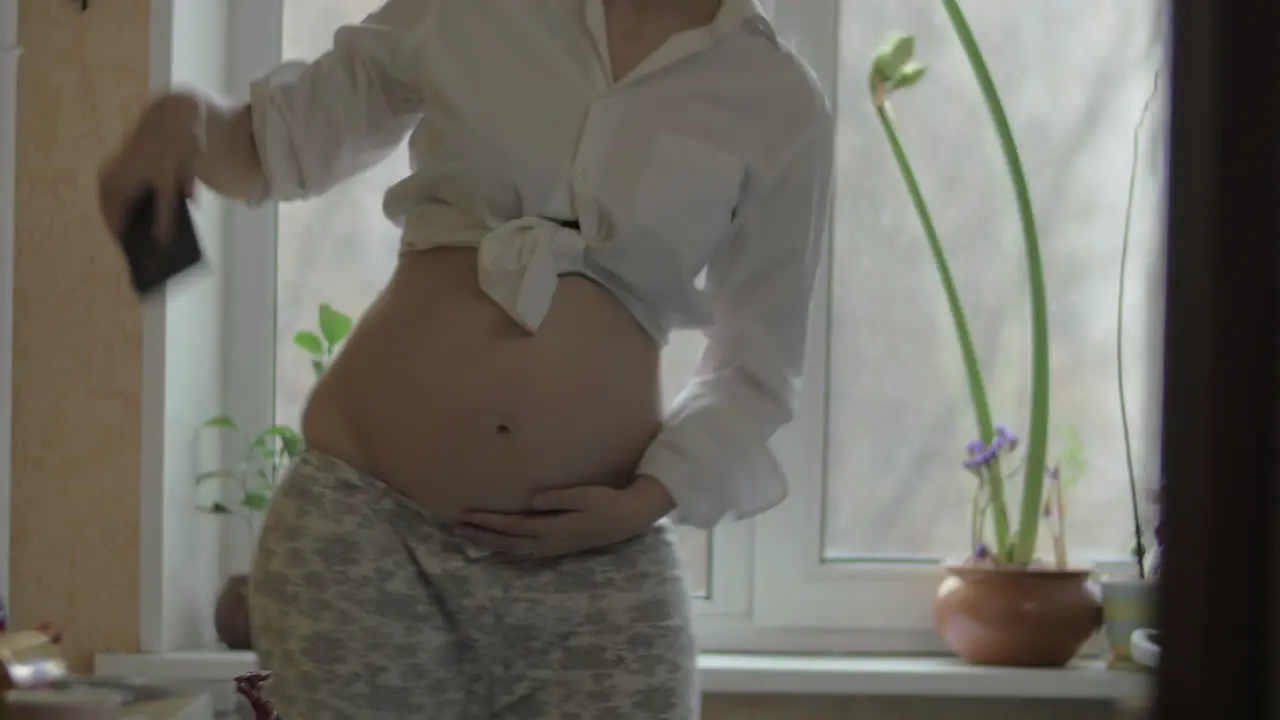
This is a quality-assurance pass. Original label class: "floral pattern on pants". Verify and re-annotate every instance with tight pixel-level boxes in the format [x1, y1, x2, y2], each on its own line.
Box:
[249, 450, 698, 719]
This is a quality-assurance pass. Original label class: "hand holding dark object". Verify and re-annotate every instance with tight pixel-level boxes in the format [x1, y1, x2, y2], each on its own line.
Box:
[98, 94, 207, 295]
[97, 93, 202, 241]
[116, 188, 204, 295]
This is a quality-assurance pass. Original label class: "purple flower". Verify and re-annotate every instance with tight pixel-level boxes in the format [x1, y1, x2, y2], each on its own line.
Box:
[1002, 432, 1019, 453]
[962, 447, 995, 471]
[993, 424, 1019, 451]
[974, 543, 990, 559]
[961, 424, 1020, 472]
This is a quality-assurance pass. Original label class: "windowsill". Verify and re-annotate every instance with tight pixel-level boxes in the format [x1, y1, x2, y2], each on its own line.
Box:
[94, 650, 1150, 702]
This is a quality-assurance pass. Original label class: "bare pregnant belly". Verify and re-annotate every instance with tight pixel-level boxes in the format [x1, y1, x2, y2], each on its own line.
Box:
[299, 247, 663, 519]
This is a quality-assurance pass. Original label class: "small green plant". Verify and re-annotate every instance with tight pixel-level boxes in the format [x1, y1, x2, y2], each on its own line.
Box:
[871, 1, 1052, 566]
[196, 303, 353, 534]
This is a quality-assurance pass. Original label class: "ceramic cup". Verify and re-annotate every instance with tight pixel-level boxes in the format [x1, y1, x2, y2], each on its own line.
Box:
[1100, 578, 1156, 664]
[1129, 628, 1161, 668]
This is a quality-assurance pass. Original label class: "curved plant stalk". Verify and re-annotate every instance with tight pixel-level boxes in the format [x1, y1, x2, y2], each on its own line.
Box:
[942, 0, 1050, 565]
[1117, 71, 1162, 580]
[871, 99, 1013, 555]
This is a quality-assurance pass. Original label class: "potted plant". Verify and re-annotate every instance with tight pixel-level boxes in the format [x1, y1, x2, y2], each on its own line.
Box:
[196, 303, 353, 650]
[870, 1, 1101, 666]
[1100, 70, 1164, 670]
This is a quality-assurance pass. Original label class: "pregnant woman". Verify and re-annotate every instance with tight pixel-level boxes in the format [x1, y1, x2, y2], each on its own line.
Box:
[98, 0, 832, 717]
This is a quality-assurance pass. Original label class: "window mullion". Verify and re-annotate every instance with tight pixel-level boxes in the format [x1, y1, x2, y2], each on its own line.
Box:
[219, 0, 284, 582]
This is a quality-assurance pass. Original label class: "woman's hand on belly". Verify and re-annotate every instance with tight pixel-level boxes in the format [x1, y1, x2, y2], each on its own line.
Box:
[453, 475, 676, 557]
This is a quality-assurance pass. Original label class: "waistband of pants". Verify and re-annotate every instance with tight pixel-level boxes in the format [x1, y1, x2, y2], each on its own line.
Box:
[285, 447, 674, 561]
[286, 447, 500, 557]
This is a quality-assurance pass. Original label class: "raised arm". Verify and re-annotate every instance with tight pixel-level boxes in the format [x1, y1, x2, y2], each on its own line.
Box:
[195, 0, 432, 203]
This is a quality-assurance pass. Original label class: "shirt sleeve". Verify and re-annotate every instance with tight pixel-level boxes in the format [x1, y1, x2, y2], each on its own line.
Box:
[246, 0, 432, 203]
[636, 108, 836, 530]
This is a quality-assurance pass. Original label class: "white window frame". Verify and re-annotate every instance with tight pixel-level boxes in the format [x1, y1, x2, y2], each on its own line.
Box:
[0, 0, 18, 603]
[139, 0, 242, 653]
[137, 0, 1135, 657]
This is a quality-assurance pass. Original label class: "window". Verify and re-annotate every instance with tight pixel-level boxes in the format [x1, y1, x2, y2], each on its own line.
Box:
[214, 0, 1166, 652]
[822, 2, 1165, 563]
[749, 0, 1165, 638]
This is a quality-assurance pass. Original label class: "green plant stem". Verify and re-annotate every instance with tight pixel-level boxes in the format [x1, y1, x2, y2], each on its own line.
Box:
[1117, 71, 1162, 580]
[1055, 478, 1068, 568]
[943, 0, 1050, 565]
[872, 98, 1012, 555]
[969, 485, 983, 551]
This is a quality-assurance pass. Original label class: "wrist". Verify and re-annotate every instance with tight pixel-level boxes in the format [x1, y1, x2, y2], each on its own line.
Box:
[173, 93, 264, 202]
[147, 92, 204, 141]
[626, 475, 676, 522]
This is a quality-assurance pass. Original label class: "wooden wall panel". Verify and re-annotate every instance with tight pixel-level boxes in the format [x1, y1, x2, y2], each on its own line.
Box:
[11, 0, 148, 671]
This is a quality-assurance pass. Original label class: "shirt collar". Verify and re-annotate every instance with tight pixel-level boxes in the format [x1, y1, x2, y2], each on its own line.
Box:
[711, 0, 778, 45]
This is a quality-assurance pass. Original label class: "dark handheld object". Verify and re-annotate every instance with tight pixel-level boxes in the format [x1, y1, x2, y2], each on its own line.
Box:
[118, 189, 204, 296]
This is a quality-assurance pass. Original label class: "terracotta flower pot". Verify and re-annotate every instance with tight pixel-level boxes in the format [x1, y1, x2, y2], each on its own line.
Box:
[934, 563, 1102, 666]
[215, 574, 253, 650]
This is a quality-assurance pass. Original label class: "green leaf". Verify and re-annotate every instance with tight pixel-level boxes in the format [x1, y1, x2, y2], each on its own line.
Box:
[201, 502, 235, 515]
[248, 425, 297, 461]
[317, 303, 353, 346]
[195, 469, 236, 485]
[871, 32, 916, 82]
[259, 424, 298, 440]
[241, 491, 272, 511]
[249, 432, 275, 460]
[892, 61, 927, 90]
[261, 425, 304, 459]
[293, 330, 325, 357]
[203, 415, 238, 430]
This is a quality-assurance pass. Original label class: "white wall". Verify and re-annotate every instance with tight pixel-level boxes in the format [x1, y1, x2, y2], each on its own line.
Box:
[0, 0, 19, 603]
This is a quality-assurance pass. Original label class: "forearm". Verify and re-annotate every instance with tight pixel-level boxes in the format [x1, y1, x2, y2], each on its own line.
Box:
[637, 374, 792, 529]
[156, 91, 265, 202]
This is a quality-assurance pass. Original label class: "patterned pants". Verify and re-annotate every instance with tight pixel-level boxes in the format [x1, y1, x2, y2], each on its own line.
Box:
[249, 450, 698, 719]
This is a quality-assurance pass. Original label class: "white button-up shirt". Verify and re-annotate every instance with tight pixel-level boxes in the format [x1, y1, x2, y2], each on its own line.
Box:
[247, 0, 834, 529]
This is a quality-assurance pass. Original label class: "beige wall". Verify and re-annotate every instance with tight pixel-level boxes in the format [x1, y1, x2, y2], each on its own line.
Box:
[12, 0, 147, 671]
[9, 3, 1123, 717]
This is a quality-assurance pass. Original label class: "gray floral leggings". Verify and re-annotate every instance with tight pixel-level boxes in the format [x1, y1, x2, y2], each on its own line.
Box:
[249, 450, 698, 719]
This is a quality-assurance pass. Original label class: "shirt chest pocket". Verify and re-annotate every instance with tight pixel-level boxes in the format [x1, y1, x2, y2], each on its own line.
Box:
[632, 133, 746, 254]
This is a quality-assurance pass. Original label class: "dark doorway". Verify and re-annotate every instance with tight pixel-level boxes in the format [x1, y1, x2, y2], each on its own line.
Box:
[1155, 0, 1278, 716]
